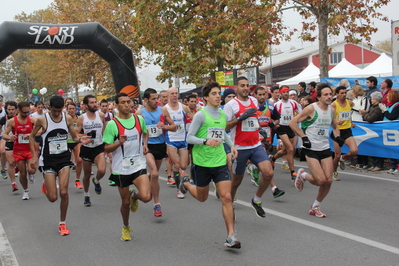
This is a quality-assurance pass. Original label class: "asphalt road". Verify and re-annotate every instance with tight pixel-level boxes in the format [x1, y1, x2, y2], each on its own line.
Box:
[1, 160, 399, 266]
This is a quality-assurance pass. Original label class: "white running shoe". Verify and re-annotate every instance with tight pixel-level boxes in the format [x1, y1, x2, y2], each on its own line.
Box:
[176, 190, 185, 199]
[29, 174, 35, 184]
[22, 190, 29, 200]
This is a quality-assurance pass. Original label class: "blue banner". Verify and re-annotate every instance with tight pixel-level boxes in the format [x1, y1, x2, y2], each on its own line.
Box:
[320, 76, 399, 89]
[272, 121, 399, 159]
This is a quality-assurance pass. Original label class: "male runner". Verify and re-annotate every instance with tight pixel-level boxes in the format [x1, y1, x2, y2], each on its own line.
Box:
[3, 101, 37, 199]
[181, 82, 240, 248]
[137, 88, 176, 217]
[103, 93, 151, 241]
[29, 96, 91, 235]
[75, 95, 106, 206]
[289, 83, 343, 218]
[100, 99, 115, 185]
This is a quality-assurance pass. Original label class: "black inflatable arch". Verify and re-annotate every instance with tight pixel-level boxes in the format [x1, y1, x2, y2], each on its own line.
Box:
[0, 21, 139, 98]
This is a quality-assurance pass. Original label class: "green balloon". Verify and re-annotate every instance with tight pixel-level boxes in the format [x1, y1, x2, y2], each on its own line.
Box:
[32, 89, 38, 94]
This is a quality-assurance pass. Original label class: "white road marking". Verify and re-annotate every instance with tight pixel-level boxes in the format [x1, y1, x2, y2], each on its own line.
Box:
[0, 222, 19, 266]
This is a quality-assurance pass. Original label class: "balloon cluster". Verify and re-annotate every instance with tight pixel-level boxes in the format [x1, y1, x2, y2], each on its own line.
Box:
[32, 87, 64, 96]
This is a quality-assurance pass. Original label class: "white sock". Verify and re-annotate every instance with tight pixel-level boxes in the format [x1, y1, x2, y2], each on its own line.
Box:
[282, 160, 287, 164]
[84, 192, 90, 197]
[301, 171, 307, 180]
[271, 186, 277, 192]
[253, 195, 261, 203]
[59, 221, 65, 225]
[312, 200, 321, 208]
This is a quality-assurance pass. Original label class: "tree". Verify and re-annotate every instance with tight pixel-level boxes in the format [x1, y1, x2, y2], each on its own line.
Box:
[279, 0, 390, 77]
[122, 0, 287, 84]
[375, 39, 391, 53]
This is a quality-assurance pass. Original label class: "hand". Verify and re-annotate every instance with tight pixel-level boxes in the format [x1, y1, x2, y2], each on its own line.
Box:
[157, 121, 165, 129]
[335, 136, 345, 147]
[119, 135, 127, 144]
[205, 139, 221, 148]
[79, 135, 92, 145]
[268, 121, 276, 129]
[302, 136, 311, 149]
[143, 145, 148, 154]
[231, 146, 238, 160]
[237, 108, 257, 122]
[379, 103, 387, 112]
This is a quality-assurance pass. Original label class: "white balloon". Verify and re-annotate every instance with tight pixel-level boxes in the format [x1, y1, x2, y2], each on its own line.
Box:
[40, 87, 47, 95]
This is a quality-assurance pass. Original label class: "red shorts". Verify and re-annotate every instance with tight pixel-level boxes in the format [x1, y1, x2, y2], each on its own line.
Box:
[13, 150, 33, 162]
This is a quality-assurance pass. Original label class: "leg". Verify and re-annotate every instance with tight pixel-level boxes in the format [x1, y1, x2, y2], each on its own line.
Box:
[342, 136, 358, 159]
[6, 151, 15, 183]
[16, 160, 28, 190]
[304, 156, 333, 202]
[332, 141, 341, 173]
[145, 153, 162, 204]
[132, 173, 152, 203]
[82, 160, 92, 193]
[255, 160, 273, 198]
[216, 180, 234, 236]
[44, 172, 58, 202]
[93, 152, 106, 182]
[118, 186, 131, 226]
[57, 167, 70, 222]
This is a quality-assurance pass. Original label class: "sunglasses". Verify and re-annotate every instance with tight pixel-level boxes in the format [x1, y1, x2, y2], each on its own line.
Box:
[21, 111, 30, 114]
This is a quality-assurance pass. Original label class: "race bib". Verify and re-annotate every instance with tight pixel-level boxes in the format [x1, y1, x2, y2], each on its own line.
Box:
[282, 114, 293, 122]
[18, 134, 29, 144]
[241, 117, 259, 131]
[86, 137, 99, 147]
[175, 122, 185, 133]
[339, 111, 352, 121]
[314, 126, 329, 138]
[49, 140, 68, 154]
[122, 154, 141, 171]
[207, 127, 224, 140]
[147, 125, 162, 138]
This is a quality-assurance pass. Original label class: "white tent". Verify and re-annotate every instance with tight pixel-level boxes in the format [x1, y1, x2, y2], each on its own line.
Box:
[278, 62, 320, 85]
[329, 58, 364, 77]
[361, 53, 392, 77]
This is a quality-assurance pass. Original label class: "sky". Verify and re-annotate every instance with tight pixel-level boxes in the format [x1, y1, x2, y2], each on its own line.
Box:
[0, 0, 398, 91]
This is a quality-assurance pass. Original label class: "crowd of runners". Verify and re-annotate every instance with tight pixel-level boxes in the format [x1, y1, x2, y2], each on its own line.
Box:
[0, 75, 396, 249]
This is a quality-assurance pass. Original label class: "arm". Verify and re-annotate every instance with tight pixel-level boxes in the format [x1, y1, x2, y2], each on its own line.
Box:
[160, 106, 176, 131]
[103, 120, 123, 153]
[99, 112, 106, 134]
[289, 105, 314, 138]
[66, 115, 91, 144]
[183, 105, 194, 119]
[2, 119, 15, 141]
[363, 106, 382, 123]
[75, 115, 84, 135]
[140, 116, 149, 154]
[29, 117, 43, 156]
[186, 111, 206, 145]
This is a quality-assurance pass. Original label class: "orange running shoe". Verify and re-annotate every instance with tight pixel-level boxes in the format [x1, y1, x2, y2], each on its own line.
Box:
[42, 181, 47, 195]
[58, 224, 70, 236]
[74, 180, 83, 189]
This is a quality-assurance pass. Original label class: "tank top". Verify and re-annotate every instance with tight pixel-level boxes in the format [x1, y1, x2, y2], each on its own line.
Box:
[233, 98, 260, 146]
[40, 113, 71, 167]
[141, 106, 165, 144]
[274, 99, 301, 126]
[335, 99, 352, 130]
[165, 102, 186, 142]
[186, 108, 197, 132]
[81, 112, 103, 148]
[192, 108, 226, 167]
[111, 116, 146, 175]
[13, 116, 33, 153]
[104, 112, 114, 124]
[301, 103, 332, 151]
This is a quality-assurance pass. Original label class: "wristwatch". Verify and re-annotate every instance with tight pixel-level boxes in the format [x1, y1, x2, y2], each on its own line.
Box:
[203, 139, 207, 145]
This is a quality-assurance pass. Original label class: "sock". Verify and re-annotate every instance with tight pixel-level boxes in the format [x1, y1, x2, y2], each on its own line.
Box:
[271, 156, 276, 162]
[253, 195, 261, 203]
[84, 192, 90, 197]
[282, 160, 287, 164]
[174, 171, 180, 188]
[290, 170, 295, 174]
[312, 200, 321, 208]
[93, 178, 99, 184]
[75, 179, 80, 182]
[24, 189, 29, 192]
[301, 171, 307, 180]
[59, 221, 65, 225]
[271, 186, 277, 192]
[154, 203, 160, 206]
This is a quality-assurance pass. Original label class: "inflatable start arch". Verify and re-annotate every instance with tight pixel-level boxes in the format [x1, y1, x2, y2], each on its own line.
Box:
[0, 21, 139, 98]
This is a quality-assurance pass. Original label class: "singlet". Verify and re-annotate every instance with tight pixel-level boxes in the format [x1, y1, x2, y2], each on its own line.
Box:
[104, 112, 114, 124]
[12, 116, 33, 153]
[192, 108, 226, 167]
[40, 113, 71, 167]
[274, 99, 301, 126]
[257, 101, 272, 142]
[301, 103, 332, 151]
[30, 112, 45, 119]
[335, 99, 352, 130]
[81, 112, 103, 148]
[233, 98, 260, 146]
[141, 106, 165, 144]
[108, 116, 146, 175]
[165, 102, 186, 142]
[186, 108, 197, 132]
[0, 107, 6, 120]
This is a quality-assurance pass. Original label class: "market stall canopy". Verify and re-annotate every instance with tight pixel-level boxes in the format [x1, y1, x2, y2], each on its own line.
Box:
[329, 58, 364, 77]
[277, 62, 320, 85]
[361, 53, 393, 77]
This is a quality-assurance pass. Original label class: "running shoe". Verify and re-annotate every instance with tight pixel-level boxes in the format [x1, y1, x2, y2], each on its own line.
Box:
[291, 172, 297, 182]
[58, 224, 70, 236]
[339, 157, 346, 170]
[167, 176, 176, 185]
[176, 190, 185, 199]
[224, 233, 241, 249]
[74, 180, 83, 189]
[362, 165, 368, 169]
[109, 180, 117, 186]
[22, 190, 29, 200]
[372, 167, 382, 172]
[387, 169, 395, 174]
[129, 189, 139, 212]
[251, 198, 266, 218]
[1, 170, 7, 179]
[251, 167, 260, 186]
[295, 168, 306, 191]
[84, 196, 91, 207]
[41, 181, 46, 195]
[332, 172, 340, 181]
[92, 177, 102, 194]
[121, 226, 132, 241]
[153, 204, 162, 217]
[246, 163, 253, 175]
[281, 162, 289, 170]
[12, 182, 18, 192]
[269, 155, 275, 169]
[309, 205, 326, 218]
[394, 169, 399, 174]
[213, 182, 220, 199]
[28, 174, 35, 184]
[179, 175, 189, 194]
[272, 187, 285, 198]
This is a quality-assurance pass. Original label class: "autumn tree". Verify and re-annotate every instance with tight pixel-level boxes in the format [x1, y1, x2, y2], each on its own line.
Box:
[121, 0, 287, 84]
[278, 0, 390, 77]
[375, 39, 392, 53]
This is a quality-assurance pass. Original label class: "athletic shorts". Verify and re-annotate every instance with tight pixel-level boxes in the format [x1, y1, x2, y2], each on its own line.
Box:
[232, 145, 269, 175]
[34, 136, 43, 146]
[192, 164, 230, 187]
[109, 168, 147, 188]
[13, 150, 33, 162]
[80, 143, 105, 163]
[39, 161, 74, 175]
[302, 148, 333, 162]
[148, 143, 167, 160]
[166, 140, 188, 150]
[5, 142, 13, 151]
[188, 144, 194, 151]
[68, 142, 79, 151]
[330, 128, 353, 142]
[276, 125, 295, 139]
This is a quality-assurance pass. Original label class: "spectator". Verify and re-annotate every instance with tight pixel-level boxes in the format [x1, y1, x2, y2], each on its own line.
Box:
[362, 91, 384, 171]
[300, 95, 312, 109]
[383, 90, 399, 173]
[297, 82, 309, 99]
[308, 81, 317, 103]
[365, 76, 380, 98]
[381, 78, 393, 106]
